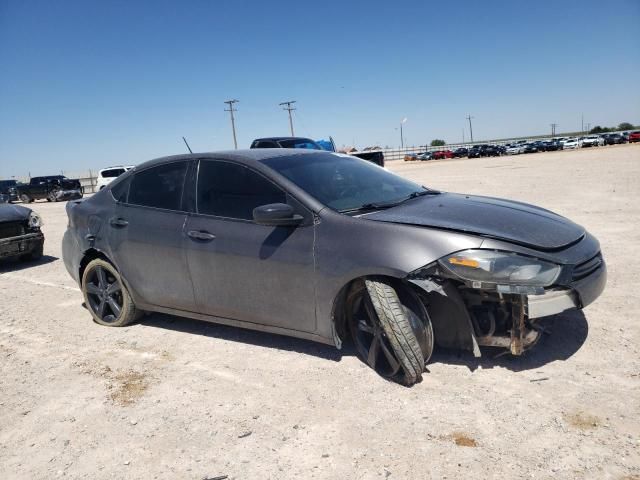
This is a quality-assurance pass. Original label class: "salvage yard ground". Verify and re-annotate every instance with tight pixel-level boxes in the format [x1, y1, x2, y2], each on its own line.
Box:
[1, 144, 639, 479]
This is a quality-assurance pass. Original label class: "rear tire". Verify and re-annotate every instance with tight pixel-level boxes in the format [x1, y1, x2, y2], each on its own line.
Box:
[81, 258, 139, 327]
[20, 194, 32, 203]
[347, 277, 433, 386]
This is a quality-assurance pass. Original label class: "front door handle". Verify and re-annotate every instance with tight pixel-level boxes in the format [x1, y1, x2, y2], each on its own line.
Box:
[187, 230, 216, 241]
[109, 217, 129, 228]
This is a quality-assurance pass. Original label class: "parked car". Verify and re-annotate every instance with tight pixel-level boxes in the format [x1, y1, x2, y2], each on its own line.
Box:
[431, 150, 454, 160]
[603, 133, 624, 145]
[0, 203, 44, 262]
[62, 150, 606, 386]
[522, 143, 539, 153]
[629, 131, 640, 143]
[562, 138, 581, 150]
[417, 152, 433, 161]
[468, 144, 500, 158]
[252, 137, 384, 167]
[97, 166, 135, 190]
[452, 148, 468, 158]
[505, 144, 525, 155]
[581, 135, 605, 148]
[404, 153, 419, 161]
[0, 180, 19, 203]
[16, 175, 83, 203]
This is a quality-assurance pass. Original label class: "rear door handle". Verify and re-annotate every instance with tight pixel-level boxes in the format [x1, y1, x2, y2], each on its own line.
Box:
[109, 217, 129, 228]
[187, 230, 216, 241]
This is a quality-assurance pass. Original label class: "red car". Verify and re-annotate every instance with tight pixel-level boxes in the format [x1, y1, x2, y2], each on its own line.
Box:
[431, 149, 454, 160]
[629, 131, 640, 143]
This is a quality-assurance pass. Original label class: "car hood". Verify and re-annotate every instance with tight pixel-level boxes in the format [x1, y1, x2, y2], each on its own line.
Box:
[0, 204, 31, 222]
[364, 193, 585, 250]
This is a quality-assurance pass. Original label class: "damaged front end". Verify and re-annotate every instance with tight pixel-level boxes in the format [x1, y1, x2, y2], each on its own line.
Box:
[407, 248, 606, 357]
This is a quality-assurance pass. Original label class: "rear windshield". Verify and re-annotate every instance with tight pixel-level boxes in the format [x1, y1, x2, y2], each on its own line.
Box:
[276, 139, 322, 150]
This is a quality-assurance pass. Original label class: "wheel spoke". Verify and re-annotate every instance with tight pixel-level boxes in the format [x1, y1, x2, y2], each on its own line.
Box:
[380, 338, 401, 375]
[106, 297, 121, 318]
[363, 294, 379, 324]
[357, 319, 375, 335]
[367, 335, 380, 369]
[85, 282, 101, 296]
[106, 282, 121, 295]
[95, 267, 107, 289]
[96, 298, 106, 318]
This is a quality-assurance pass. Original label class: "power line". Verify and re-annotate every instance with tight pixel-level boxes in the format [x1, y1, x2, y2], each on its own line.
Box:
[279, 100, 297, 136]
[224, 99, 239, 149]
[466, 115, 474, 143]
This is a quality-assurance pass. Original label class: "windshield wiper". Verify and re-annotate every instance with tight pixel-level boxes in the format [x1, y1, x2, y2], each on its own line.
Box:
[339, 189, 441, 214]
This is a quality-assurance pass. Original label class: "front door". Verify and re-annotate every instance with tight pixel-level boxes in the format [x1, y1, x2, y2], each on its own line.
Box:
[184, 159, 317, 333]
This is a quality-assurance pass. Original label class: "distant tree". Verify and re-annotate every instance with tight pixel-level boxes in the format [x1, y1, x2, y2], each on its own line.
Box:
[430, 139, 446, 146]
[618, 122, 634, 131]
[590, 126, 608, 134]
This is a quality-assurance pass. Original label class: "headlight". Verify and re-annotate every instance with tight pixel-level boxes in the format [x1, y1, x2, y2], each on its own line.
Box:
[438, 249, 560, 287]
[28, 211, 43, 228]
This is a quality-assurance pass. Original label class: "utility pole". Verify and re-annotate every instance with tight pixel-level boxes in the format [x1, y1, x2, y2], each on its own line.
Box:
[224, 99, 239, 149]
[585, 123, 591, 133]
[550, 123, 558, 137]
[400, 118, 407, 149]
[279, 101, 297, 136]
[462, 128, 465, 144]
[466, 115, 474, 143]
[581, 113, 584, 133]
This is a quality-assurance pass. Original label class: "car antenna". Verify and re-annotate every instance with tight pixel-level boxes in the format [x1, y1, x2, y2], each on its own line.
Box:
[182, 136, 193, 154]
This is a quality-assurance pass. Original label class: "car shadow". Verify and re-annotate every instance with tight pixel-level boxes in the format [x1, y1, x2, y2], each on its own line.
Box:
[431, 310, 589, 372]
[0, 255, 58, 273]
[139, 312, 352, 363]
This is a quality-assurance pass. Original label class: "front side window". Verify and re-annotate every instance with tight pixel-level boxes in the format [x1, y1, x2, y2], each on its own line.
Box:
[197, 160, 286, 220]
[128, 162, 188, 210]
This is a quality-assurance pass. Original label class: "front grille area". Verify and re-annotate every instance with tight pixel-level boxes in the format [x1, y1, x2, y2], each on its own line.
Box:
[573, 252, 603, 281]
[0, 221, 25, 239]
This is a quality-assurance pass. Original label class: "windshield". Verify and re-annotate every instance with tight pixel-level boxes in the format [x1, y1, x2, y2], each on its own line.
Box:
[262, 153, 428, 212]
[276, 139, 322, 150]
[0, 180, 17, 187]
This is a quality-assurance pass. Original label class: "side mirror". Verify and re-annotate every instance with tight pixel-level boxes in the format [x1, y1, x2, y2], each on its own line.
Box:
[253, 203, 303, 227]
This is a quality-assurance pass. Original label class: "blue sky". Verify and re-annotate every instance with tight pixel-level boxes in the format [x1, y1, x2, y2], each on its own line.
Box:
[1, 0, 639, 176]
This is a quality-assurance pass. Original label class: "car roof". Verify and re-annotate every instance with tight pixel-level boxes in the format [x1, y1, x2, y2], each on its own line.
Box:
[135, 149, 329, 171]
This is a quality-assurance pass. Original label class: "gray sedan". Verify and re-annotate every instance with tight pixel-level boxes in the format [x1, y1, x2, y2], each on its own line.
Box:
[62, 150, 606, 385]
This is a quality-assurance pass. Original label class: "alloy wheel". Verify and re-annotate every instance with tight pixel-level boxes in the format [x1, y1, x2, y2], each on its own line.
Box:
[85, 265, 123, 323]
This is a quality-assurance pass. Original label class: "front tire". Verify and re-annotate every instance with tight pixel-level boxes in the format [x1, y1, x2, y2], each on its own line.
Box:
[347, 277, 433, 386]
[20, 194, 32, 203]
[81, 258, 139, 327]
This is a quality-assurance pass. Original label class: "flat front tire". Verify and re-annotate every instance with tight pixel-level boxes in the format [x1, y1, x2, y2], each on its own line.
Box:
[347, 277, 433, 386]
[81, 258, 138, 327]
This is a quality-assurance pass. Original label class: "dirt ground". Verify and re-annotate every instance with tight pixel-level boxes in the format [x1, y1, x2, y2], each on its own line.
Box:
[1, 144, 639, 479]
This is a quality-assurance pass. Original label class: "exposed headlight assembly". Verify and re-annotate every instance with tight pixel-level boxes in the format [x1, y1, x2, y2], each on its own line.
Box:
[28, 211, 43, 228]
[438, 249, 560, 288]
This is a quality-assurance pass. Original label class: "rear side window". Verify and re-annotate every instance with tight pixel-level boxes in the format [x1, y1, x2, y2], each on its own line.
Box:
[128, 162, 188, 211]
[197, 160, 286, 220]
[101, 168, 126, 178]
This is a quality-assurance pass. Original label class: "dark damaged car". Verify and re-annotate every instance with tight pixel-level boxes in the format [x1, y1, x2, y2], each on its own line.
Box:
[17, 175, 83, 203]
[0, 204, 44, 262]
[62, 150, 606, 385]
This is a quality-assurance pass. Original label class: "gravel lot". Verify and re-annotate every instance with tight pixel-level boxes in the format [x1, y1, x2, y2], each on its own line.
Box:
[1, 144, 639, 479]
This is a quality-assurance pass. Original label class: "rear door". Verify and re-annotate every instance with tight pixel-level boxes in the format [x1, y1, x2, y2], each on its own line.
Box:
[184, 159, 317, 332]
[109, 160, 197, 311]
